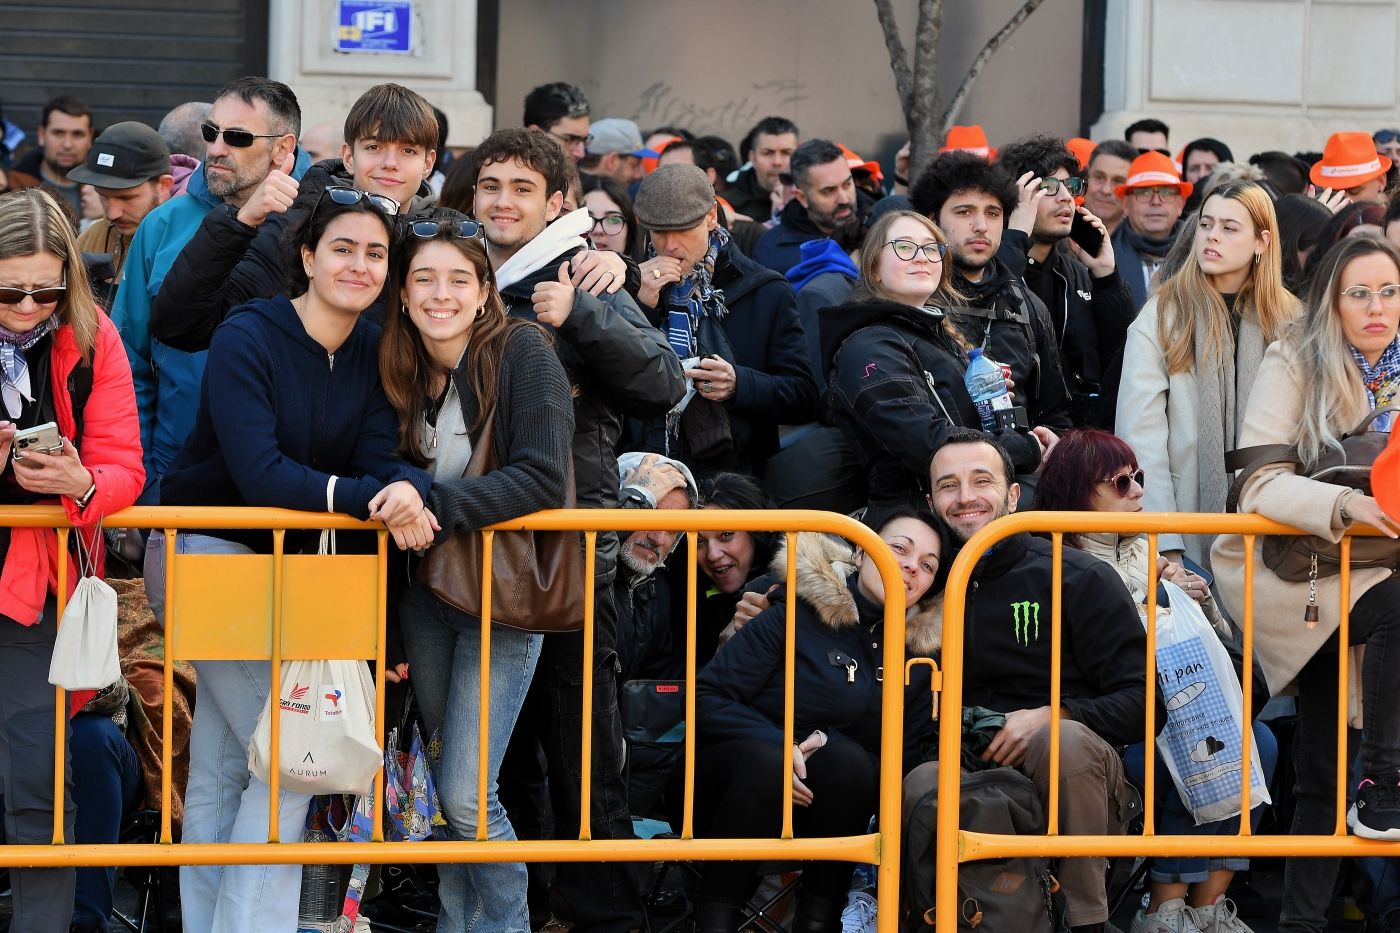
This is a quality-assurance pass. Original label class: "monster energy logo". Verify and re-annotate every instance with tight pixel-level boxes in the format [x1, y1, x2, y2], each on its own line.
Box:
[1011, 600, 1041, 646]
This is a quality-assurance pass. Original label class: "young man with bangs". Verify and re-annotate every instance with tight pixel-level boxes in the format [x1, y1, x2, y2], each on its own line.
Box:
[148, 82, 439, 350]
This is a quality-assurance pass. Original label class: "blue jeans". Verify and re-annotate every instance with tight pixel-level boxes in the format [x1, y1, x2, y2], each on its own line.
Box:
[1125, 720, 1278, 883]
[400, 583, 542, 933]
[70, 713, 141, 927]
[147, 532, 314, 933]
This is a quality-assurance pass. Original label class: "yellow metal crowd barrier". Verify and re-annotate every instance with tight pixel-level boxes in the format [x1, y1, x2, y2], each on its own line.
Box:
[0, 506, 910, 933]
[934, 511, 1397, 933]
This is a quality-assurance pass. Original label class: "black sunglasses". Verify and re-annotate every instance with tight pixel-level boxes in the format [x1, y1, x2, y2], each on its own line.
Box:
[407, 219, 484, 240]
[306, 186, 399, 235]
[1101, 468, 1145, 497]
[200, 122, 284, 148]
[0, 273, 66, 307]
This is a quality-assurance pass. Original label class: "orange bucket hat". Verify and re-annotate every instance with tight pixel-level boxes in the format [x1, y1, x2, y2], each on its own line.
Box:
[1066, 137, 1096, 172]
[1114, 150, 1193, 200]
[1310, 132, 1392, 189]
[940, 125, 995, 160]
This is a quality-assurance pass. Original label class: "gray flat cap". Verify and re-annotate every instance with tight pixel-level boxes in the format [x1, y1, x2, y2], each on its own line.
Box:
[634, 163, 715, 231]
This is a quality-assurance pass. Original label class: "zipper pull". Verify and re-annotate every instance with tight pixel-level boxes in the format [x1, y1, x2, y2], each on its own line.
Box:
[845, 659, 857, 683]
[328, 352, 335, 372]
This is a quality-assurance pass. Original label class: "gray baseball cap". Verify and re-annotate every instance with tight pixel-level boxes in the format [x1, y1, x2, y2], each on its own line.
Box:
[586, 118, 658, 158]
[67, 122, 171, 189]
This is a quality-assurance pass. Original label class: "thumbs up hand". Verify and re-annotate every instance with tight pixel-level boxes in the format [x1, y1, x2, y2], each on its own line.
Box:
[236, 151, 301, 227]
[531, 262, 577, 327]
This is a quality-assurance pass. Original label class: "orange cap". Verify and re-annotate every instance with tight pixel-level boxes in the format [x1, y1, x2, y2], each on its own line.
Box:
[1310, 132, 1392, 189]
[642, 135, 683, 176]
[1066, 137, 1096, 172]
[837, 143, 884, 185]
[940, 125, 995, 160]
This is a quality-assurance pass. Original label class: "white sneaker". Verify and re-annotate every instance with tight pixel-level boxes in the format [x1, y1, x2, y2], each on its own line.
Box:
[841, 889, 878, 933]
[1129, 897, 1205, 933]
[1190, 896, 1254, 933]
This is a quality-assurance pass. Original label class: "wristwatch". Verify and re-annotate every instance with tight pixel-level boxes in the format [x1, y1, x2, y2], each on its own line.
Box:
[1339, 489, 1356, 525]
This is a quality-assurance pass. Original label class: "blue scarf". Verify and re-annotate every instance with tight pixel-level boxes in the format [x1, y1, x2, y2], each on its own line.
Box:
[1350, 335, 1400, 431]
[653, 226, 730, 358]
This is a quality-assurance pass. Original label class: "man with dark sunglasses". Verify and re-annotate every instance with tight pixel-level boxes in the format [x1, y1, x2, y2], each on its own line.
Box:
[994, 135, 1134, 430]
[111, 76, 306, 509]
[148, 82, 437, 353]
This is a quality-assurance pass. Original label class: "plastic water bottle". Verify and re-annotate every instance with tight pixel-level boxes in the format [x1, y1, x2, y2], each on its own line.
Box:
[963, 348, 1013, 433]
[296, 861, 341, 932]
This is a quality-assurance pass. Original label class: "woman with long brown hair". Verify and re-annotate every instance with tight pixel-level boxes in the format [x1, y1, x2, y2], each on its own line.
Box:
[1117, 182, 1300, 567]
[379, 210, 574, 932]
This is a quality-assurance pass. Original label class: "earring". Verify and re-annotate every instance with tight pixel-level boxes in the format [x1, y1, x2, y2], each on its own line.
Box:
[402, 303, 409, 315]
[1254, 252, 1262, 264]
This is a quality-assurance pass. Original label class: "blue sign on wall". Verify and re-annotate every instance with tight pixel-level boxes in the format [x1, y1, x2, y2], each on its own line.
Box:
[336, 0, 414, 54]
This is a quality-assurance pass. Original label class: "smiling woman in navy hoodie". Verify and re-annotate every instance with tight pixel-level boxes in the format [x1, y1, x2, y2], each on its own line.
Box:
[150, 189, 433, 933]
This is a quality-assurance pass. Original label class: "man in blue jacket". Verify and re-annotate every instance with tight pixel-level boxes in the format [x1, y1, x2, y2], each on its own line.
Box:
[111, 76, 308, 505]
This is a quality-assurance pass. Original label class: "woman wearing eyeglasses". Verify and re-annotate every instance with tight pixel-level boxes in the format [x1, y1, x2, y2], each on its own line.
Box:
[379, 209, 574, 932]
[581, 172, 645, 263]
[0, 188, 144, 933]
[822, 209, 1046, 509]
[1116, 182, 1299, 570]
[1036, 429, 1277, 933]
[1212, 236, 1400, 929]
[152, 188, 435, 933]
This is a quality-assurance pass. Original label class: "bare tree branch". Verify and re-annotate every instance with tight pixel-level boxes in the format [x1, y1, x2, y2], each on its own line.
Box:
[939, 0, 1049, 135]
[872, 0, 914, 120]
[908, 0, 942, 132]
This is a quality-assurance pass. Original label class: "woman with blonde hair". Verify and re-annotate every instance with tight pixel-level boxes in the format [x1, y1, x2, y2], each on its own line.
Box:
[1212, 234, 1400, 929]
[822, 209, 1049, 508]
[0, 187, 144, 932]
[1117, 182, 1300, 567]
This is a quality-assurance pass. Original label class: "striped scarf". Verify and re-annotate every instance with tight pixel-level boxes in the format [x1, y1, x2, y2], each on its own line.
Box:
[0, 318, 56, 419]
[654, 226, 730, 358]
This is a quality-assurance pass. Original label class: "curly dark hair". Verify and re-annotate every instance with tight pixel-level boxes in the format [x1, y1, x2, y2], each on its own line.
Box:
[910, 151, 1018, 222]
[464, 127, 571, 205]
[997, 135, 1080, 184]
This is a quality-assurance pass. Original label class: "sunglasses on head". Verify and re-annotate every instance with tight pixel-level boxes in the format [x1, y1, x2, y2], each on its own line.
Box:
[406, 219, 484, 240]
[1101, 468, 1145, 497]
[0, 275, 66, 307]
[1038, 176, 1086, 197]
[1375, 129, 1400, 144]
[200, 122, 283, 148]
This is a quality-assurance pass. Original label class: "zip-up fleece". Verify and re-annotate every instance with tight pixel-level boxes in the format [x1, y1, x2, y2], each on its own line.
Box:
[159, 296, 430, 550]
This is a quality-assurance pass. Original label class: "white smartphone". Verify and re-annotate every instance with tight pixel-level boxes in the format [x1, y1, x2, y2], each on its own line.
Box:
[12, 422, 63, 459]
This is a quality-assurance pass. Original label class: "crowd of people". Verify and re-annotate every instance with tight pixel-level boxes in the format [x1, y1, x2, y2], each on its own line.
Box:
[0, 74, 1397, 933]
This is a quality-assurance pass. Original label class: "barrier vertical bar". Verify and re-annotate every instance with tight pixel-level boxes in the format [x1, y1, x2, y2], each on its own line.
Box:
[780, 532, 798, 840]
[579, 531, 597, 841]
[373, 530, 387, 841]
[935, 546, 971, 933]
[52, 526, 70, 844]
[477, 530, 494, 842]
[1048, 533, 1063, 836]
[875, 532, 908, 933]
[162, 528, 177, 843]
[268, 528, 284, 842]
[1239, 534, 1256, 835]
[682, 530, 697, 840]
[1143, 533, 1159, 838]
[1335, 536, 1351, 836]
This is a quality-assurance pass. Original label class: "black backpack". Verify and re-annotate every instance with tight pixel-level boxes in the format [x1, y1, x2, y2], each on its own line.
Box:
[901, 766, 1063, 932]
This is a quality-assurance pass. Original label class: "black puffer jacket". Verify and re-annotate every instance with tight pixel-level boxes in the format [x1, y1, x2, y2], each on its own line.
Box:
[697, 533, 941, 772]
[820, 299, 1042, 508]
[149, 159, 438, 351]
[500, 251, 686, 577]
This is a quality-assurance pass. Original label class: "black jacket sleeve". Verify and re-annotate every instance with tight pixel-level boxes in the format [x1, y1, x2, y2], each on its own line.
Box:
[696, 606, 787, 746]
[730, 279, 819, 424]
[150, 163, 336, 351]
[1025, 293, 1075, 432]
[557, 288, 686, 417]
[1061, 557, 1166, 746]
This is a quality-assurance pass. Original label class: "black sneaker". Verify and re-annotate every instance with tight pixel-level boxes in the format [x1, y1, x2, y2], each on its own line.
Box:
[1349, 773, 1400, 840]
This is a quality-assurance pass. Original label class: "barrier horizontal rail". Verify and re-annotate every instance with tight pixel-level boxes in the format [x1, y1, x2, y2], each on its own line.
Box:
[0, 506, 910, 933]
[935, 510, 1395, 933]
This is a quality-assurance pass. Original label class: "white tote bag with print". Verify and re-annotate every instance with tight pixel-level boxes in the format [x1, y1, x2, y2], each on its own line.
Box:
[48, 525, 121, 691]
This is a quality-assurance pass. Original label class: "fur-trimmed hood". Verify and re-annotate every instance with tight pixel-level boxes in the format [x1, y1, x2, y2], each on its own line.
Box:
[770, 532, 943, 657]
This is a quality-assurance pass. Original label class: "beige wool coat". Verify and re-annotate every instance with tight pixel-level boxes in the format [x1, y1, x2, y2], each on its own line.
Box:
[1210, 341, 1390, 700]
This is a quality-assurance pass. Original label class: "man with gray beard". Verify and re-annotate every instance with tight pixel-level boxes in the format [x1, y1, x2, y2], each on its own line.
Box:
[111, 77, 307, 506]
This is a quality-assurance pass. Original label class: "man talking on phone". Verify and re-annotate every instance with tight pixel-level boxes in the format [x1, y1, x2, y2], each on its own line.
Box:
[994, 136, 1136, 429]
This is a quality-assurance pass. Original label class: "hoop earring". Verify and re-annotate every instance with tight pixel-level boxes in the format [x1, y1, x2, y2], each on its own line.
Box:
[402, 303, 409, 315]
[1254, 252, 1262, 264]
